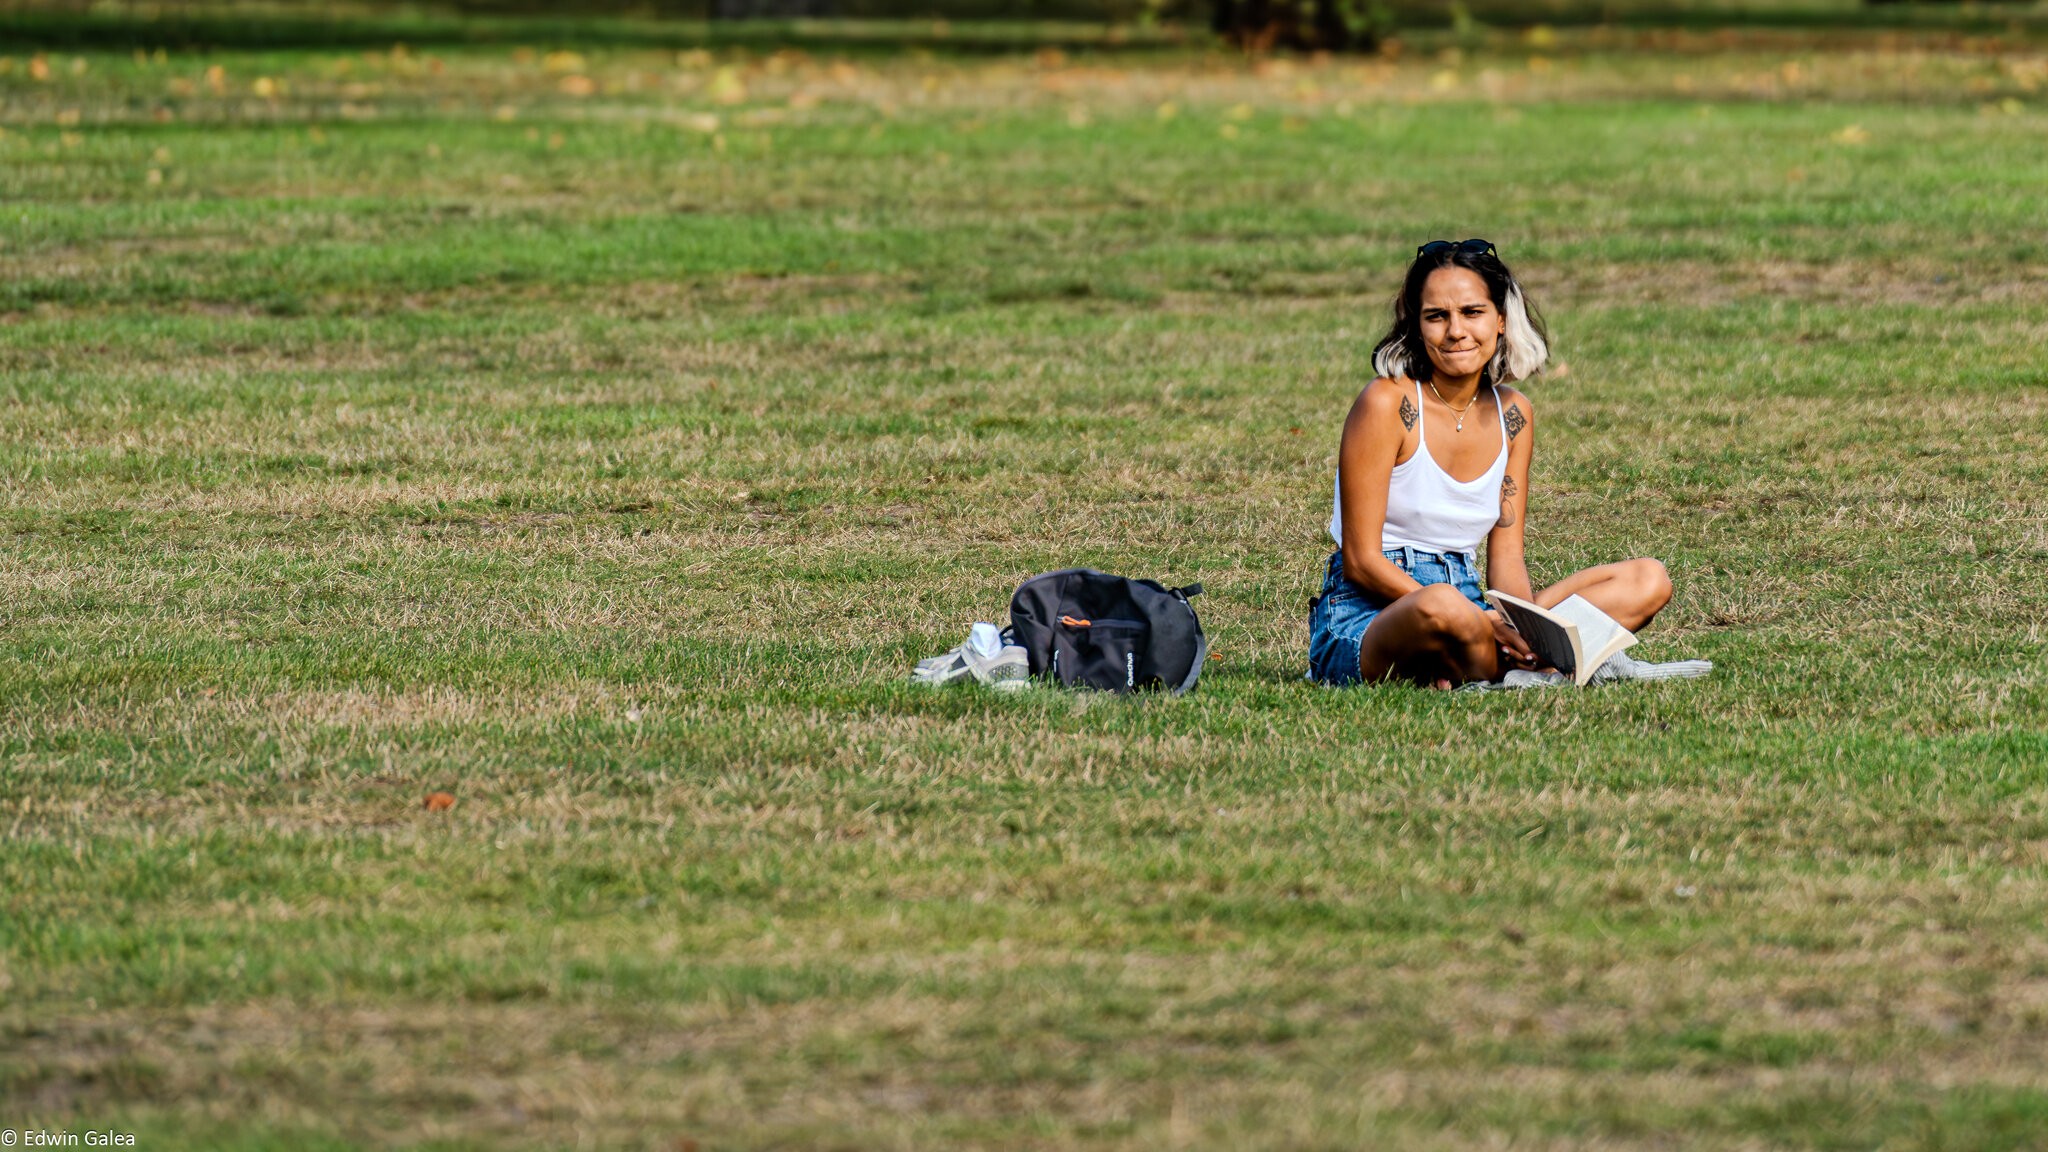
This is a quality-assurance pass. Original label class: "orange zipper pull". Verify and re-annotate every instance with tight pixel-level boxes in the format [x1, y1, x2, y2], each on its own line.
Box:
[1059, 615, 1091, 627]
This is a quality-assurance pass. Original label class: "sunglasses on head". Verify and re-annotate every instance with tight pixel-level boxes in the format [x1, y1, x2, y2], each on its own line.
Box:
[1417, 238, 1496, 257]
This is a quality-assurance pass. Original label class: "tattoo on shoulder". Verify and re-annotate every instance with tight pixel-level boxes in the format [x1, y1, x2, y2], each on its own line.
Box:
[1497, 475, 1518, 528]
[1399, 395, 1417, 431]
[1503, 403, 1526, 441]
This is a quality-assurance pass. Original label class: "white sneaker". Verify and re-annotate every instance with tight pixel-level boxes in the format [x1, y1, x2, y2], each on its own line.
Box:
[912, 624, 1030, 690]
[969, 644, 1031, 691]
[913, 623, 997, 669]
[1591, 651, 1714, 683]
[912, 645, 977, 685]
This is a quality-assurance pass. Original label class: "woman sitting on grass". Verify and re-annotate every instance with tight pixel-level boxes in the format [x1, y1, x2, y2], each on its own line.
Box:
[1309, 239, 1673, 688]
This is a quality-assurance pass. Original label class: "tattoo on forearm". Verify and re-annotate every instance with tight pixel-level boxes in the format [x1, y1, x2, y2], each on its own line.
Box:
[1399, 395, 1417, 431]
[1503, 403, 1526, 441]
[1498, 475, 1518, 527]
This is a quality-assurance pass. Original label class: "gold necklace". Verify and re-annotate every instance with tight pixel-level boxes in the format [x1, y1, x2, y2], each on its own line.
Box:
[1427, 379, 1480, 433]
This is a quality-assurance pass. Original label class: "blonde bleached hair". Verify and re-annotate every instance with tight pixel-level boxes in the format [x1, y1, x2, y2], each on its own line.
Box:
[1371, 248, 1549, 386]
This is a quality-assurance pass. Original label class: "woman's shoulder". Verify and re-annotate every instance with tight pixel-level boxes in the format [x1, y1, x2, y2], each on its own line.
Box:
[1495, 383, 1535, 419]
[1493, 383, 1534, 445]
[1342, 378, 1417, 440]
[1350, 375, 1413, 417]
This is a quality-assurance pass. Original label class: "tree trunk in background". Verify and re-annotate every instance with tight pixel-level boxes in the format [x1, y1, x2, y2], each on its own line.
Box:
[1213, 0, 1389, 52]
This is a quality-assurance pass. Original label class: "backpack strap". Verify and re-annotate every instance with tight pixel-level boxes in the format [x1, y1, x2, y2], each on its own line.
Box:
[1174, 630, 1207, 696]
[1170, 584, 1205, 695]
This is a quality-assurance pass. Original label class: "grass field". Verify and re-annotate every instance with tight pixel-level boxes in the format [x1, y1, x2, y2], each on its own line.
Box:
[4, 7, 2048, 1149]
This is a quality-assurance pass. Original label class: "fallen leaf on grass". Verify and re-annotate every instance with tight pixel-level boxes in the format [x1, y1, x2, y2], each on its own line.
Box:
[1832, 124, 1870, 145]
[423, 792, 456, 811]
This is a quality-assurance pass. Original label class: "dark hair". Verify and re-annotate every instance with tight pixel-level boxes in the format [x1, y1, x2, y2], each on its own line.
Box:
[1371, 246, 1549, 385]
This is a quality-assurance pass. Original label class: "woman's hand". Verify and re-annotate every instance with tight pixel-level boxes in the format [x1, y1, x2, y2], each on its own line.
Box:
[1486, 610, 1538, 671]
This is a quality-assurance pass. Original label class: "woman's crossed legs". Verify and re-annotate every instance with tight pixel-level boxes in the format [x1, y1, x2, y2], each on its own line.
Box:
[1357, 557, 1673, 687]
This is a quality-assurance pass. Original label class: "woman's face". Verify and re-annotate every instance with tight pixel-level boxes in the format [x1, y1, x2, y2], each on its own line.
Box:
[1418, 266, 1504, 382]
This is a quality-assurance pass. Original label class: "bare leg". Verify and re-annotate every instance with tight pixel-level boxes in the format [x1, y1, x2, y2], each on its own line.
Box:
[1536, 557, 1673, 632]
[1357, 583, 1501, 687]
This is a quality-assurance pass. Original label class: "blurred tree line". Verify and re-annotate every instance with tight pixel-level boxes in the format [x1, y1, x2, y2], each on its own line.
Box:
[442, 0, 1390, 49]
[13, 0, 2005, 56]
[417, 0, 1183, 18]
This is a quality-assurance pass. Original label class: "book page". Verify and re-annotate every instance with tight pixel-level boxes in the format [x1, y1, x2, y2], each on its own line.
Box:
[1550, 595, 1637, 680]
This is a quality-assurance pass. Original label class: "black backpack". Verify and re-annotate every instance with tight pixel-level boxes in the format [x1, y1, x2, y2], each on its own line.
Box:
[1006, 569, 1207, 695]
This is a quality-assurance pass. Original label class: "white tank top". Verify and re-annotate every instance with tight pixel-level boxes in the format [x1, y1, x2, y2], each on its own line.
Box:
[1330, 380, 1508, 558]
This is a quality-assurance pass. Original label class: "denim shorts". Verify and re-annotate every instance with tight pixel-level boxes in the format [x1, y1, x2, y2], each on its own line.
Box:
[1307, 547, 1490, 685]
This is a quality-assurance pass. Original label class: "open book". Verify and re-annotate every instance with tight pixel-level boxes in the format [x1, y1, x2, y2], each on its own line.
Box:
[1483, 590, 1636, 686]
